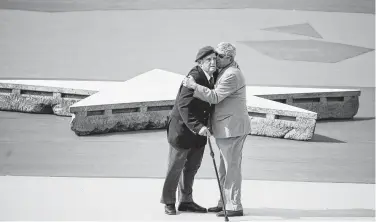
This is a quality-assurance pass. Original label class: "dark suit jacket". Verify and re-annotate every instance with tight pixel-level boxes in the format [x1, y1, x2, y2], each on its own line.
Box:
[167, 66, 215, 149]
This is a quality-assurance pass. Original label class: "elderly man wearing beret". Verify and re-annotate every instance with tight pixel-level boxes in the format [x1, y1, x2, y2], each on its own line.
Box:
[160, 46, 217, 215]
[183, 42, 250, 217]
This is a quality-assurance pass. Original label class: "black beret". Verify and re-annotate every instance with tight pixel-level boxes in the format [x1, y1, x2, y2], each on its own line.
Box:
[195, 46, 215, 62]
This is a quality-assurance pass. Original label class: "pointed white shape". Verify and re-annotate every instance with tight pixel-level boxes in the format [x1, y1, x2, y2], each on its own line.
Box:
[70, 69, 317, 119]
[262, 23, 323, 38]
[70, 69, 184, 108]
[70, 69, 358, 118]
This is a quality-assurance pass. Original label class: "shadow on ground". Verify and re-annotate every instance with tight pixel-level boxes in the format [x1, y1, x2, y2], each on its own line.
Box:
[317, 117, 375, 123]
[85, 129, 166, 137]
[86, 130, 348, 144]
[309, 134, 346, 143]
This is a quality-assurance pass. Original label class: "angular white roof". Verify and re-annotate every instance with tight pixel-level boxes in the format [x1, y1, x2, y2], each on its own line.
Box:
[70, 69, 183, 107]
[70, 69, 318, 117]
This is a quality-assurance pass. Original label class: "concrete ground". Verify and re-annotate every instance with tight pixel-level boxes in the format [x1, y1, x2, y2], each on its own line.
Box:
[0, 102, 374, 184]
[0, 176, 374, 221]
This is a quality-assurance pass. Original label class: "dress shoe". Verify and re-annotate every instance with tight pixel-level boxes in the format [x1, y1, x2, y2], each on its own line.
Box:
[208, 206, 223, 212]
[217, 210, 244, 217]
[165, 204, 176, 215]
[178, 202, 207, 213]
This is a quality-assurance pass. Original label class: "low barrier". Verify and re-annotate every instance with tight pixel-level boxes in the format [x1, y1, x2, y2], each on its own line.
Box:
[0, 82, 93, 116]
[255, 90, 360, 119]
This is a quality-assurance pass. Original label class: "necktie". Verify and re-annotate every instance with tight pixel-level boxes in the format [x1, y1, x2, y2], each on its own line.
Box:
[209, 76, 214, 88]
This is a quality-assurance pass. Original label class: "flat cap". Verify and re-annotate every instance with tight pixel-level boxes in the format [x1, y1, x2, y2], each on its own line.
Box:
[195, 46, 215, 62]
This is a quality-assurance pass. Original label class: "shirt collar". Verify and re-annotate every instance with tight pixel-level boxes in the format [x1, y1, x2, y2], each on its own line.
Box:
[202, 69, 213, 81]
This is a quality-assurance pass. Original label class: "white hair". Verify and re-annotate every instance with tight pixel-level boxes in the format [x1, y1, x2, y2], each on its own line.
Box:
[215, 42, 236, 58]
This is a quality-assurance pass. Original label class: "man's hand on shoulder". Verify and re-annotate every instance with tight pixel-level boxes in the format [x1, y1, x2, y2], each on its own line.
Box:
[182, 76, 198, 90]
[198, 126, 211, 137]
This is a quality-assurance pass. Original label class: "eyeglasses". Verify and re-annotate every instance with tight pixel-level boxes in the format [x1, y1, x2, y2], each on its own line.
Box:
[216, 54, 227, 59]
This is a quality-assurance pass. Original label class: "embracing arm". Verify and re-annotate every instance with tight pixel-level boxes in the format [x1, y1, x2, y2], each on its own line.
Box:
[194, 73, 238, 104]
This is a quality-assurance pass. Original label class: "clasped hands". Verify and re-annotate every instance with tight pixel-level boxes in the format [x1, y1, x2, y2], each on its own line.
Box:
[198, 126, 211, 137]
[182, 76, 197, 90]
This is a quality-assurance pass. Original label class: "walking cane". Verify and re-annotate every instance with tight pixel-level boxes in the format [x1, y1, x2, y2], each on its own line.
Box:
[207, 135, 229, 222]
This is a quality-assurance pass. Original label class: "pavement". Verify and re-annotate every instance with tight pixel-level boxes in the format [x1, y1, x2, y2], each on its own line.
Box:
[0, 176, 374, 221]
[0, 103, 374, 221]
[0, 106, 374, 184]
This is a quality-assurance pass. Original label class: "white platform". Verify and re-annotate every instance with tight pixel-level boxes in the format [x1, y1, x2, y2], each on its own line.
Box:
[68, 69, 357, 111]
[69, 69, 364, 118]
[0, 175, 374, 221]
[70, 69, 185, 106]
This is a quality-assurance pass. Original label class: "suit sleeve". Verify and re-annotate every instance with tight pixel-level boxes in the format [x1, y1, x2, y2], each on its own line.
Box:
[177, 85, 205, 134]
[194, 72, 238, 104]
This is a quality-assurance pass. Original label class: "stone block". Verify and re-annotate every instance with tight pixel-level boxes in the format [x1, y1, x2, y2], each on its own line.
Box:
[248, 96, 317, 140]
[69, 69, 181, 136]
[250, 86, 361, 119]
[70, 102, 173, 136]
[0, 80, 122, 116]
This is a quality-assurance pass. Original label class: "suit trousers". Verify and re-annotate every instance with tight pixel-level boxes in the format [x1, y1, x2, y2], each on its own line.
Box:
[215, 135, 247, 211]
[160, 144, 205, 205]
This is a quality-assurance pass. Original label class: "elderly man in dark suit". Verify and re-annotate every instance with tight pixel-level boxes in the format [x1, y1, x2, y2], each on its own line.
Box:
[160, 46, 217, 215]
[183, 42, 250, 217]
